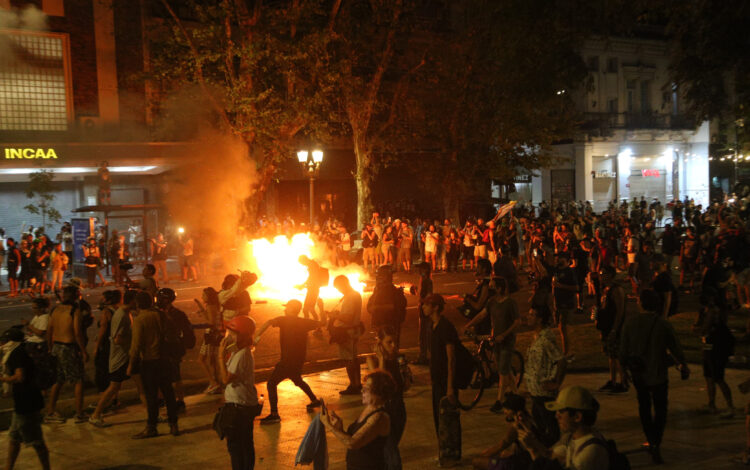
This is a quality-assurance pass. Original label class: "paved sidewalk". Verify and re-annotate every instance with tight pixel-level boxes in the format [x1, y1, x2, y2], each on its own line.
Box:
[3, 364, 750, 469]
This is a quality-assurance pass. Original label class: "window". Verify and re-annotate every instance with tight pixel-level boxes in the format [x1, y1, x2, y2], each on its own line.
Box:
[587, 56, 599, 72]
[607, 98, 618, 113]
[606, 58, 618, 73]
[626, 80, 637, 113]
[0, 31, 71, 131]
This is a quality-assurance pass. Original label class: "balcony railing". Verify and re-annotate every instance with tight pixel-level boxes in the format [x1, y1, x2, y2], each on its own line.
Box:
[582, 112, 695, 131]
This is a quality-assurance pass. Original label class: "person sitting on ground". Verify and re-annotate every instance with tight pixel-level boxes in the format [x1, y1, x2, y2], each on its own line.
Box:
[1, 327, 51, 470]
[255, 299, 324, 424]
[471, 393, 534, 470]
[322, 370, 394, 470]
[517, 385, 610, 470]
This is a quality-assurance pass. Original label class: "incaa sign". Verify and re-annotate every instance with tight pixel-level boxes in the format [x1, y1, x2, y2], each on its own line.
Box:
[4, 148, 59, 159]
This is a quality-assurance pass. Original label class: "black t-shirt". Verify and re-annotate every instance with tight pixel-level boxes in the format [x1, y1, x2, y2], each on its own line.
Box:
[430, 316, 460, 385]
[6, 347, 44, 414]
[553, 266, 578, 309]
[653, 271, 678, 316]
[271, 316, 319, 366]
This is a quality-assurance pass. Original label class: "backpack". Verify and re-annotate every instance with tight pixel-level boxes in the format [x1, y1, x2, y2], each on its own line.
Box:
[317, 266, 330, 287]
[159, 309, 186, 360]
[576, 437, 630, 470]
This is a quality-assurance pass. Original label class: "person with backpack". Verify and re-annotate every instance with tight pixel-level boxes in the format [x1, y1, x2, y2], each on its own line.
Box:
[156, 287, 196, 415]
[414, 262, 434, 365]
[517, 386, 613, 470]
[619, 289, 689, 465]
[128, 291, 179, 438]
[44, 285, 89, 424]
[254, 299, 324, 425]
[367, 265, 407, 348]
[297, 255, 327, 322]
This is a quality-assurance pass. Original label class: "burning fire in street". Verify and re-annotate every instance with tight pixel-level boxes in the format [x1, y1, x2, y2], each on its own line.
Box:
[241, 233, 366, 303]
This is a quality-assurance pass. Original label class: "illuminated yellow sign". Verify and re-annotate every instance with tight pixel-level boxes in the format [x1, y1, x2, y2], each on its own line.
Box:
[4, 148, 58, 159]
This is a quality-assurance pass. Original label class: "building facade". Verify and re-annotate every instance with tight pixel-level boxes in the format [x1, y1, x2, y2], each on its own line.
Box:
[0, 0, 195, 239]
[515, 37, 712, 211]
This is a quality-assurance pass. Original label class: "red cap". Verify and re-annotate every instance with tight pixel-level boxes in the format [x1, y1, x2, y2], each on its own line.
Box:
[224, 315, 256, 338]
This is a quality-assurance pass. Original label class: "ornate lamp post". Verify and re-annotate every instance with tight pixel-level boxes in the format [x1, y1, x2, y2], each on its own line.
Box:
[297, 149, 324, 225]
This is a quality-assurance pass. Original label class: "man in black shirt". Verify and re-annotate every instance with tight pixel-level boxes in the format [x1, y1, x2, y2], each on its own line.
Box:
[652, 255, 678, 318]
[156, 288, 196, 414]
[255, 300, 324, 424]
[424, 293, 461, 466]
[1, 327, 50, 470]
[367, 265, 407, 347]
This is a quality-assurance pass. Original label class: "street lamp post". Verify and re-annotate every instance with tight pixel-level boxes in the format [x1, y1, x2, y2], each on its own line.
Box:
[297, 149, 324, 226]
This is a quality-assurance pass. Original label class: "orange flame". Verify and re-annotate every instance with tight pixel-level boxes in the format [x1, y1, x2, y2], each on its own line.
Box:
[241, 233, 366, 303]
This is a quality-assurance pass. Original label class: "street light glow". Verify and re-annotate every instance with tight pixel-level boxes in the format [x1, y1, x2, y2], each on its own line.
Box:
[297, 150, 309, 163]
[312, 150, 324, 163]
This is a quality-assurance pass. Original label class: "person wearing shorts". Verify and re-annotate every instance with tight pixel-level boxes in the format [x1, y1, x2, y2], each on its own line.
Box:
[2, 326, 50, 470]
[45, 286, 88, 424]
[89, 290, 138, 427]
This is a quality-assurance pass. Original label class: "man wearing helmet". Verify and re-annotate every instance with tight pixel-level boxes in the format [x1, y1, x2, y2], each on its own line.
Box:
[156, 287, 195, 415]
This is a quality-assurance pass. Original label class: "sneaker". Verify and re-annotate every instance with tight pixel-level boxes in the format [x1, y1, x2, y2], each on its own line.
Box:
[650, 445, 664, 465]
[598, 380, 615, 392]
[339, 386, 362, 396]
[74, 413, 89, 424]
[610, 383, 629, 394]
[489, 401, 504, 414]
[306, 399, 322, 411]
[131, 426, 158, 439]
[170, 423, 180, 436]
[88, 416, 111, 428]
[43, 412, 66, 424]
[720, 409, 736, 419]
[260, 413, 281, 425]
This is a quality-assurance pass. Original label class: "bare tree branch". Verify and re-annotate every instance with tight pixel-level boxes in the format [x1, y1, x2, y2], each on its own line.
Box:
[328, 0, 343, 34]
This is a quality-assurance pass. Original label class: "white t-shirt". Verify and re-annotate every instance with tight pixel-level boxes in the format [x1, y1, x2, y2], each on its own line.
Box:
[224, 347, 258, 406]
[425, 232, 438, 253]
[26, 314, 50, 343]
[551, 432, 610, 470]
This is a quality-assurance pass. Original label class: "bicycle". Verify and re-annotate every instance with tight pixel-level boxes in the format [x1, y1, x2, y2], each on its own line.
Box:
[457, 331, 525, 411]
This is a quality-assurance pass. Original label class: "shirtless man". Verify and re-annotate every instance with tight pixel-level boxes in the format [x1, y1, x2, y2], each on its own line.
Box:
[44, 286, 89, 423]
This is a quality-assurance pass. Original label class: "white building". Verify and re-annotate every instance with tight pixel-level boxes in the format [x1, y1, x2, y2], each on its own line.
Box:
[514, 36, 711, 211]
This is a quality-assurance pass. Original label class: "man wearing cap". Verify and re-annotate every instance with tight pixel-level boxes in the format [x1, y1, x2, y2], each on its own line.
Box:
[518, 385, 610, 470]
[620, 289, 688, 465]
[2, 327, 51, 470]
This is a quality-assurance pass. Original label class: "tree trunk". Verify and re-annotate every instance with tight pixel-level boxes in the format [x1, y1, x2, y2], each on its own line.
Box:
[353, 138, 374, 230]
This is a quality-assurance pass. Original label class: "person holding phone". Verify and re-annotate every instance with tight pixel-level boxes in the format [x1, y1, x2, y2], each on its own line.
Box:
[471, 394, 535, 470]
[321, 370, 394, 470]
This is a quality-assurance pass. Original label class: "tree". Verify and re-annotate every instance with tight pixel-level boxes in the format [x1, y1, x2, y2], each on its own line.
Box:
[24, 169, 62, 230]
[645, 0, 749, 152]
[148, 0, 339, 222]
[406, 0, 588, 220]
[325, 0, 423, 228]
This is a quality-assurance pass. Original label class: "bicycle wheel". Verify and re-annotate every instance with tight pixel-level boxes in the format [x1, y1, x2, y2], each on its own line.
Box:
[510, 350, 525, 389]
[458, 357, 485, 411]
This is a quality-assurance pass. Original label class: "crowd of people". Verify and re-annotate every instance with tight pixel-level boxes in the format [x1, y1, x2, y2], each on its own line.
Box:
[4, 193, 750, 470]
